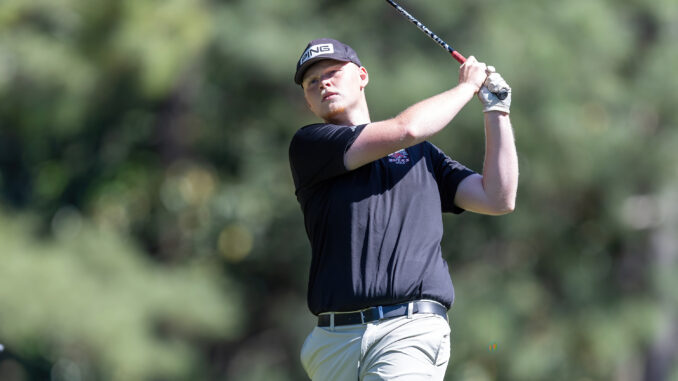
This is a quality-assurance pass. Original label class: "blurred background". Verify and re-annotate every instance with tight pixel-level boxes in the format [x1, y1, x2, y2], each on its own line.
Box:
[0, 0, 677, 380]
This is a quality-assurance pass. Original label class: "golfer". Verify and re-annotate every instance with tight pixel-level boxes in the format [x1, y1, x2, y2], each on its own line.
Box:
[289, 38, 518, 380]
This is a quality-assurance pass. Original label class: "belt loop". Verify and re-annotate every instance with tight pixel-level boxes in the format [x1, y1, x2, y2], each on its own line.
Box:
[407, 302, 413, 319]
[378, 306, 384, 320]
[330, 313, 335, 331]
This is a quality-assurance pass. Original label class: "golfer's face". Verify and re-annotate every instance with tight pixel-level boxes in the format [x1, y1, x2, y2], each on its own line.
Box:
[302, 60, 363, 121]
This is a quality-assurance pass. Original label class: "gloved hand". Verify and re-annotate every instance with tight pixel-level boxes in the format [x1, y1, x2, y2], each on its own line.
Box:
[478, 66, 511, 114]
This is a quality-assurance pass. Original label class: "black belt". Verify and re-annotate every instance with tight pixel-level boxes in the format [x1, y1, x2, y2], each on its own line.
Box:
[317, 300, 447, 327]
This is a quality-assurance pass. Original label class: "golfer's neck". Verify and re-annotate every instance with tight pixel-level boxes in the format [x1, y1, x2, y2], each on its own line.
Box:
[325, 101, 371, 126]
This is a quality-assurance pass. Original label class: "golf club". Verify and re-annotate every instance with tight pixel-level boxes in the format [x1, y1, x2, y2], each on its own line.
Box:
[385, 0, 509, 100]
[385, 0, 466, 64]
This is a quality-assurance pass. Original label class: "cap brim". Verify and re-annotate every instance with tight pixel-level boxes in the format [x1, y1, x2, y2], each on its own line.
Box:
[294, 57, 353, 85]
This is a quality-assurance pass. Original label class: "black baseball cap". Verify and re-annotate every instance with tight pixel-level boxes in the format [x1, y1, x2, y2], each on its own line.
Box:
[294, 38, 362, 85]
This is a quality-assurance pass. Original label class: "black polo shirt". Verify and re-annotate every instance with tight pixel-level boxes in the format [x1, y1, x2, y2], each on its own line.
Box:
[289, 123, 475, 315]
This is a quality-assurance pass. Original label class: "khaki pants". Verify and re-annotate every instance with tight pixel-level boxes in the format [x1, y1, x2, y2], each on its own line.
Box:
[300, 313, 451, 380]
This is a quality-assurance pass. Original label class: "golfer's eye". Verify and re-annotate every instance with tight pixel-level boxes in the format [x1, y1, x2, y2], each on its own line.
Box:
[305, 78, 319, 88]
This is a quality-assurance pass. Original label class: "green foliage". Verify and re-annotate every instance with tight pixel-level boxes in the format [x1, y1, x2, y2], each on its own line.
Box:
[0, 0, 677, 379]
[0, 212, 242, 380]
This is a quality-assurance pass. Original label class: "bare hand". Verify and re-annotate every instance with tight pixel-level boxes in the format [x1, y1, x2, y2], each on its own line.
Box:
[458, 56, 487, 93]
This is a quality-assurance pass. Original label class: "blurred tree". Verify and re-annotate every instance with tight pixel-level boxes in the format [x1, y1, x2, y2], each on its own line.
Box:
[0, 212, 243, 380]
[0, 0, 677, 379]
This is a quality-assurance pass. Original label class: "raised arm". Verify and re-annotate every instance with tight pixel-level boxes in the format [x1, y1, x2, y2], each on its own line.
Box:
[344, 57, 488, 171]
[454, 70, 518, 215]
[454, 112, 518, 215]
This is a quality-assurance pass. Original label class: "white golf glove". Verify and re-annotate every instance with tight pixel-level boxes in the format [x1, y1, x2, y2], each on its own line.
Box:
[478, 66, 511, 114]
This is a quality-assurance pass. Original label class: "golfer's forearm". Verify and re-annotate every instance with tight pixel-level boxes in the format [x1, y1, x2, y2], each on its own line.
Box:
[481, 112, 518, 212]
[344, 83, 477, 171]
[396, 83, 476, 143]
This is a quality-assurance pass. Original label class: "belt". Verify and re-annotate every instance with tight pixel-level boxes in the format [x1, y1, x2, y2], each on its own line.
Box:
[317, 300, 447, 327]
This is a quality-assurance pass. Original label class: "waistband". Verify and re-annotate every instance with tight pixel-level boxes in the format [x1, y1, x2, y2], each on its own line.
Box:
[317, 300, 448, 327]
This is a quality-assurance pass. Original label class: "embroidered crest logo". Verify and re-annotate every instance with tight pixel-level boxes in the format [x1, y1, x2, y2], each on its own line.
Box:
[388, 149, 410, 165]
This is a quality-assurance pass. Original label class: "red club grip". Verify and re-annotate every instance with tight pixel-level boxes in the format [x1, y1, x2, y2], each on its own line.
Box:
[451, 50, 466, 64]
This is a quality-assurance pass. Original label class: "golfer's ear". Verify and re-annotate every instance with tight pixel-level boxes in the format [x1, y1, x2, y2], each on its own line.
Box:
[359, 66, 369, 89]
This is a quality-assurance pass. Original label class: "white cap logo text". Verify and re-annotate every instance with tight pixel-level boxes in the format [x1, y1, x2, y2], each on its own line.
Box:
[299, 43, 334, 66]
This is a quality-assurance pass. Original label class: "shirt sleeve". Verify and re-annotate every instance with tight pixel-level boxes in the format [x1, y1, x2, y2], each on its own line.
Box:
[427, 142, 476, 214]
[289, 123, 366, 193]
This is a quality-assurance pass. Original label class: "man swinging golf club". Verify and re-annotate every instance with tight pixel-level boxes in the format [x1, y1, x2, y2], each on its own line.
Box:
[289, 37, 518, 380]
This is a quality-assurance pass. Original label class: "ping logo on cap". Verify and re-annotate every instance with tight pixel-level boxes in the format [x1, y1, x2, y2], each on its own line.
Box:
[299, 43, 334, 66]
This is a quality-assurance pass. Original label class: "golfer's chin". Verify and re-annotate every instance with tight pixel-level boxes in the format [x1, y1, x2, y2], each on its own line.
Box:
[319, 105, 347, 124]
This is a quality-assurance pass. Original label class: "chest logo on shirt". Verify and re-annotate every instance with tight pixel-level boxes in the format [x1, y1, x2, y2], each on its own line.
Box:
[388, 149, 410, 165]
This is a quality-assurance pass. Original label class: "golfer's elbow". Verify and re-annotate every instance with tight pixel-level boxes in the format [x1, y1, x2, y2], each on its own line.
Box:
[484, 189, 516, 215]
[403, 118, 436, 145]
[495, 201, 516, 215]
[393, 116, 424, 145]
[481, 176, 517, 215]
[483, 203, 513, 216]
[492, 193, 517, 215]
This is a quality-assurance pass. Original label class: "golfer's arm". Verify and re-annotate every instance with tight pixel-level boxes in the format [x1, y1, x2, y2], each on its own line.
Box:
[344, 83, 476, 171]
[454, 112, 518, 215]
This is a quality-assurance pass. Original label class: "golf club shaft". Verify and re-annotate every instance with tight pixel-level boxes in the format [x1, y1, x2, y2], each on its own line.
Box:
[385, 0, 466, 64]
